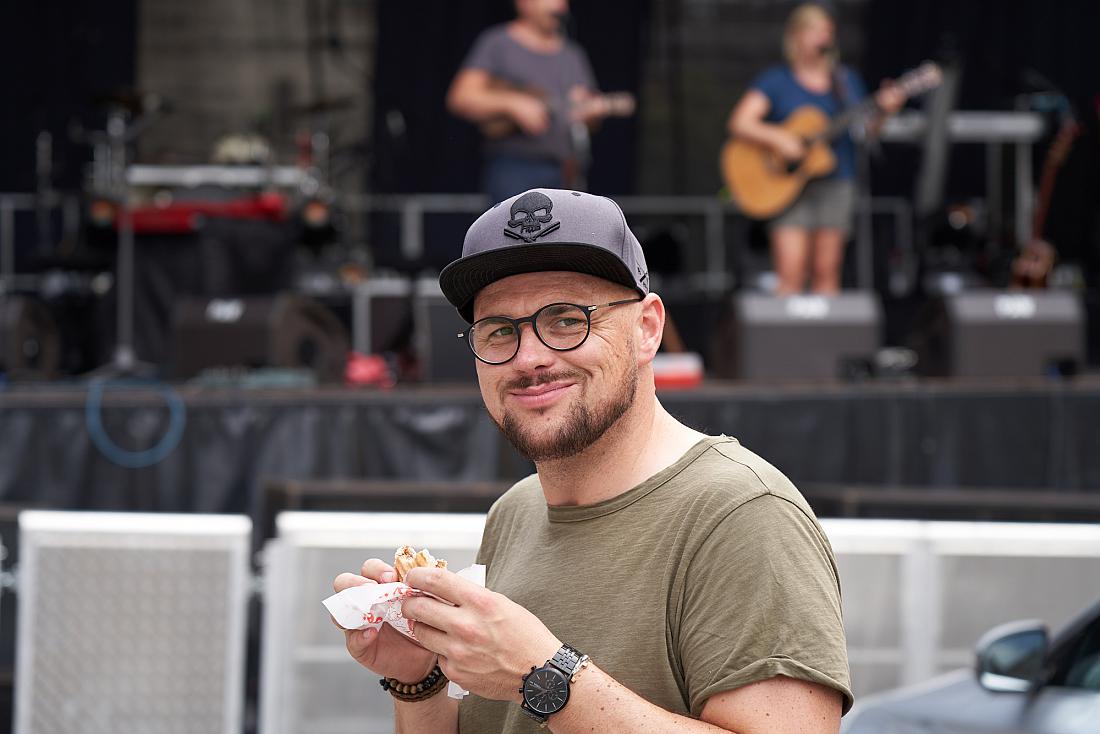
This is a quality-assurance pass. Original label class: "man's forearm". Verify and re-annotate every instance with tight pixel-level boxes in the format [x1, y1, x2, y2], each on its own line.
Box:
[394, 695, 459, 734]
[549, 664, 734, 734]
[448, 87, 529, 123]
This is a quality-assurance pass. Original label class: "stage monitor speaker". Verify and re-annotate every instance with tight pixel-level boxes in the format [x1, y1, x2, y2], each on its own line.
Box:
[414, 280, 477, 383]
[172, 293, 349, 382]
[0, 297, 61, 379]
[351, 278, 414, 355]
[711, 291, 882, 380]
[915, 290, 1084, 377]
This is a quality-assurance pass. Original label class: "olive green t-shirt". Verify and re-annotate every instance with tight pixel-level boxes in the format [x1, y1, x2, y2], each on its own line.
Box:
[458, 435, 852, 732]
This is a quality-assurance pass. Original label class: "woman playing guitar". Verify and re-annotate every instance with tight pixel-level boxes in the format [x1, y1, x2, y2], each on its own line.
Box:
[727, 3, 905, 295]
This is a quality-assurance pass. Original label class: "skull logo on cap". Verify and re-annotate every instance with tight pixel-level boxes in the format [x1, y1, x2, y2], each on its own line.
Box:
[504, 191, 560, 242]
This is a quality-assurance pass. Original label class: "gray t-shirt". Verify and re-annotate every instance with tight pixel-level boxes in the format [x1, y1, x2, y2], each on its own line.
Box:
[458, 435, 852, 732]
[461, 24, 597, 163]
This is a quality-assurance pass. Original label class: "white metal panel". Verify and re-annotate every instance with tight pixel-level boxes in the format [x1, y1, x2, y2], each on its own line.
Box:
[261, 512, 1100, 727]
[15, 511, 251, 734]
[260, 512, 486, 734]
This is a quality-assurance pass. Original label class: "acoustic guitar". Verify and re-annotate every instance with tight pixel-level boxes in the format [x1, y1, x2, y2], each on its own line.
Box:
[721, 62, 942, 219]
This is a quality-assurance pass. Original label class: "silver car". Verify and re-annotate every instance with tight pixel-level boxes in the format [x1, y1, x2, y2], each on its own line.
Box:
[843, 596, 1100, 733]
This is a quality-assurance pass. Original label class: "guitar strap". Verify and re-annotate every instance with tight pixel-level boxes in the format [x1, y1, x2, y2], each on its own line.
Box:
[830, 64, 851, 108]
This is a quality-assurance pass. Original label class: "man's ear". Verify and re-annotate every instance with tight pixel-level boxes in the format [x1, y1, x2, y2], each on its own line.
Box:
[635, 294, 665, 366]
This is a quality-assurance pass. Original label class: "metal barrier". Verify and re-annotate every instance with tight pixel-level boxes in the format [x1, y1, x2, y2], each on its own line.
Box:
[260, 513, 1100, 731]
[338, 193, 736, 286]
[0, 189, 912, 296]
[338, 192, 915, 293]
[260, 512, 486, 734]
[828, 519, 1100, 699]
[16, 511, 252, 734]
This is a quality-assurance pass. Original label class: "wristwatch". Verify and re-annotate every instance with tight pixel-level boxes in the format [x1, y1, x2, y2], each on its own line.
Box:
[519, 644, 588, 726]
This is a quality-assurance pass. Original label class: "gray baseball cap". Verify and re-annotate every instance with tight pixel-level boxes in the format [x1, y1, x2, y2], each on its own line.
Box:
[439, 188, 650, 323]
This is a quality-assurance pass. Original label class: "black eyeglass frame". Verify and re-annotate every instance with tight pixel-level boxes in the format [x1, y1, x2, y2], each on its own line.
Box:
[457, 297, 643, 365]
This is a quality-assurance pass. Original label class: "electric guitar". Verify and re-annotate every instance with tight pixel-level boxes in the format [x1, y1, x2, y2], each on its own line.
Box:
[721, 61, 942, 219]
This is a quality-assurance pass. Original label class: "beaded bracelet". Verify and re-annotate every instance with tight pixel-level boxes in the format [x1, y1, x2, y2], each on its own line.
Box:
[379, 664, 448, 702]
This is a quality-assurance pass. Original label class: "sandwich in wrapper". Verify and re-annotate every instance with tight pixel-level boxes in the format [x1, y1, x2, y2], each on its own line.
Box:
[393, 545, 448, 582]
[324, 545, 483, 700]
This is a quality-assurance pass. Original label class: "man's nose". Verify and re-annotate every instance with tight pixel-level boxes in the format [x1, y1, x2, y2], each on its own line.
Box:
[511, 322, 554, 370]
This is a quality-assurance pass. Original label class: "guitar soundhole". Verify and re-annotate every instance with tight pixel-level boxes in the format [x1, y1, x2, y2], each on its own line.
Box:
[765, 151, 804, 176]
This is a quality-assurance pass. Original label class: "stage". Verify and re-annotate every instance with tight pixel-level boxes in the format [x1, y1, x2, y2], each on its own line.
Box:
[0, 377, 1097, 534]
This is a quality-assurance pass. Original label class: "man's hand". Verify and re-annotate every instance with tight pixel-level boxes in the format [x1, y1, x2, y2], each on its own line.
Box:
[510, 94, 551, 136]
[400, 566, 562, 703]
[332, 559, 438, 684]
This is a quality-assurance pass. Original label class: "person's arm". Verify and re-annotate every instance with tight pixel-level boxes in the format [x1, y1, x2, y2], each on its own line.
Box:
[401, 567, 842, 734]
[552, 663, 840, 733]
[446, 68, 550, 136]
[332, 561, 459, 734]
[866, 80, 905, 136]
[728, 88, 804, 161]
[393, 696, 459, 734]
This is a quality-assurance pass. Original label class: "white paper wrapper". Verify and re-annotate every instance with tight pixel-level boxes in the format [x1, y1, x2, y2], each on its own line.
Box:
[323, 563, 486, 699]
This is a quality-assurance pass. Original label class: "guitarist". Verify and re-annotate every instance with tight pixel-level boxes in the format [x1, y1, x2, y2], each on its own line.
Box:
[447, 0, 615, 203]
[727, 3, 903, 295]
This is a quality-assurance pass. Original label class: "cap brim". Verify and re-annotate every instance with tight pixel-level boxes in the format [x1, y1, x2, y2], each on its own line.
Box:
[439, 242, 642, 322]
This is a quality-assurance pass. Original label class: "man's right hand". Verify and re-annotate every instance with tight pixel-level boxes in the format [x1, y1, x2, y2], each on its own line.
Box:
[509, 94, 550, 136]
[332, 559, 439, 684]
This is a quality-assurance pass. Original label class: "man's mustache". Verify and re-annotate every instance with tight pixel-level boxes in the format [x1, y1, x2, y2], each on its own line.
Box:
[502, 370, 584, 392]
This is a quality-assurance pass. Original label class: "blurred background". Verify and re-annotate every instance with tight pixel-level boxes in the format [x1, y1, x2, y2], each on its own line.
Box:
[1, 0, 1099, 732]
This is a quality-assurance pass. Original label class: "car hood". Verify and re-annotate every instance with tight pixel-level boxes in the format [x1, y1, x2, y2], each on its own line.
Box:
[842, 669, 1029, 734]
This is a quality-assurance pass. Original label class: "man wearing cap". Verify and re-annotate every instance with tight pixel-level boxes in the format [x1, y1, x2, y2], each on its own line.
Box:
[334, 189, 851, 732]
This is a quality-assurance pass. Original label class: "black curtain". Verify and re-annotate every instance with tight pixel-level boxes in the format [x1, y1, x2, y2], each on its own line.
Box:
[1, 0, 137, 193]
[863, 0, 1100, 281]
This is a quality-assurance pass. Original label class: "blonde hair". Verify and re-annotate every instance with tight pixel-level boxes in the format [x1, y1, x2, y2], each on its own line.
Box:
[783, 3, 835, 66]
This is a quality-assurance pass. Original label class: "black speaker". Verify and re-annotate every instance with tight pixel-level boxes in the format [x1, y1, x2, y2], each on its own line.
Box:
[711, 292, 882, 380]
[351, 278, 414, 355]
[0, 296, 61, 379]
[415, 281, 477, 383]
[914, 290, 1084, 377]
[172, 293, 349, 382]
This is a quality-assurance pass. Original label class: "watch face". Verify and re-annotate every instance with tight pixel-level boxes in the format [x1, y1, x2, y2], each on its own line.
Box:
[522, 666, 570, 715]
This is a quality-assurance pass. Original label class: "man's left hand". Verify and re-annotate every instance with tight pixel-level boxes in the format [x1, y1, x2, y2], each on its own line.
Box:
[401, 566, 562, 703]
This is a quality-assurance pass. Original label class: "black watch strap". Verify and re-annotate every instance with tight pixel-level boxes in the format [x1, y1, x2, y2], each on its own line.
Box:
[549, 644, 583, 676]
[519, 644, 587, 726]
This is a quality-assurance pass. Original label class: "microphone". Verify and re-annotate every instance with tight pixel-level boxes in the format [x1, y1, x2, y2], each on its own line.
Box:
[555, 11, 575, 39]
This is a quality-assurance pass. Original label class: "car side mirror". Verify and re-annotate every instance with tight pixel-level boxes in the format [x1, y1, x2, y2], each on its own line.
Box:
[975, 620, 1049, 693]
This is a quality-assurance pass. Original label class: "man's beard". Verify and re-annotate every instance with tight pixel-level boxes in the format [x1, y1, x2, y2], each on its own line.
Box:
[494, 361, 637, 462]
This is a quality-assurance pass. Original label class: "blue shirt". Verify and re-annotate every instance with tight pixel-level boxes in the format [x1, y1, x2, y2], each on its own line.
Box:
[749, 64, 867, 180]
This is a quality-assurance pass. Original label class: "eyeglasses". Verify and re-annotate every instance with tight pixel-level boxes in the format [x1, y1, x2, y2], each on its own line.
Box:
[457, 298, 643, 365]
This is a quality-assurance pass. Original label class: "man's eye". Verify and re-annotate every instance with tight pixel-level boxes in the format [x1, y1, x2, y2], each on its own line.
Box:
[488, 325, 515, 339]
